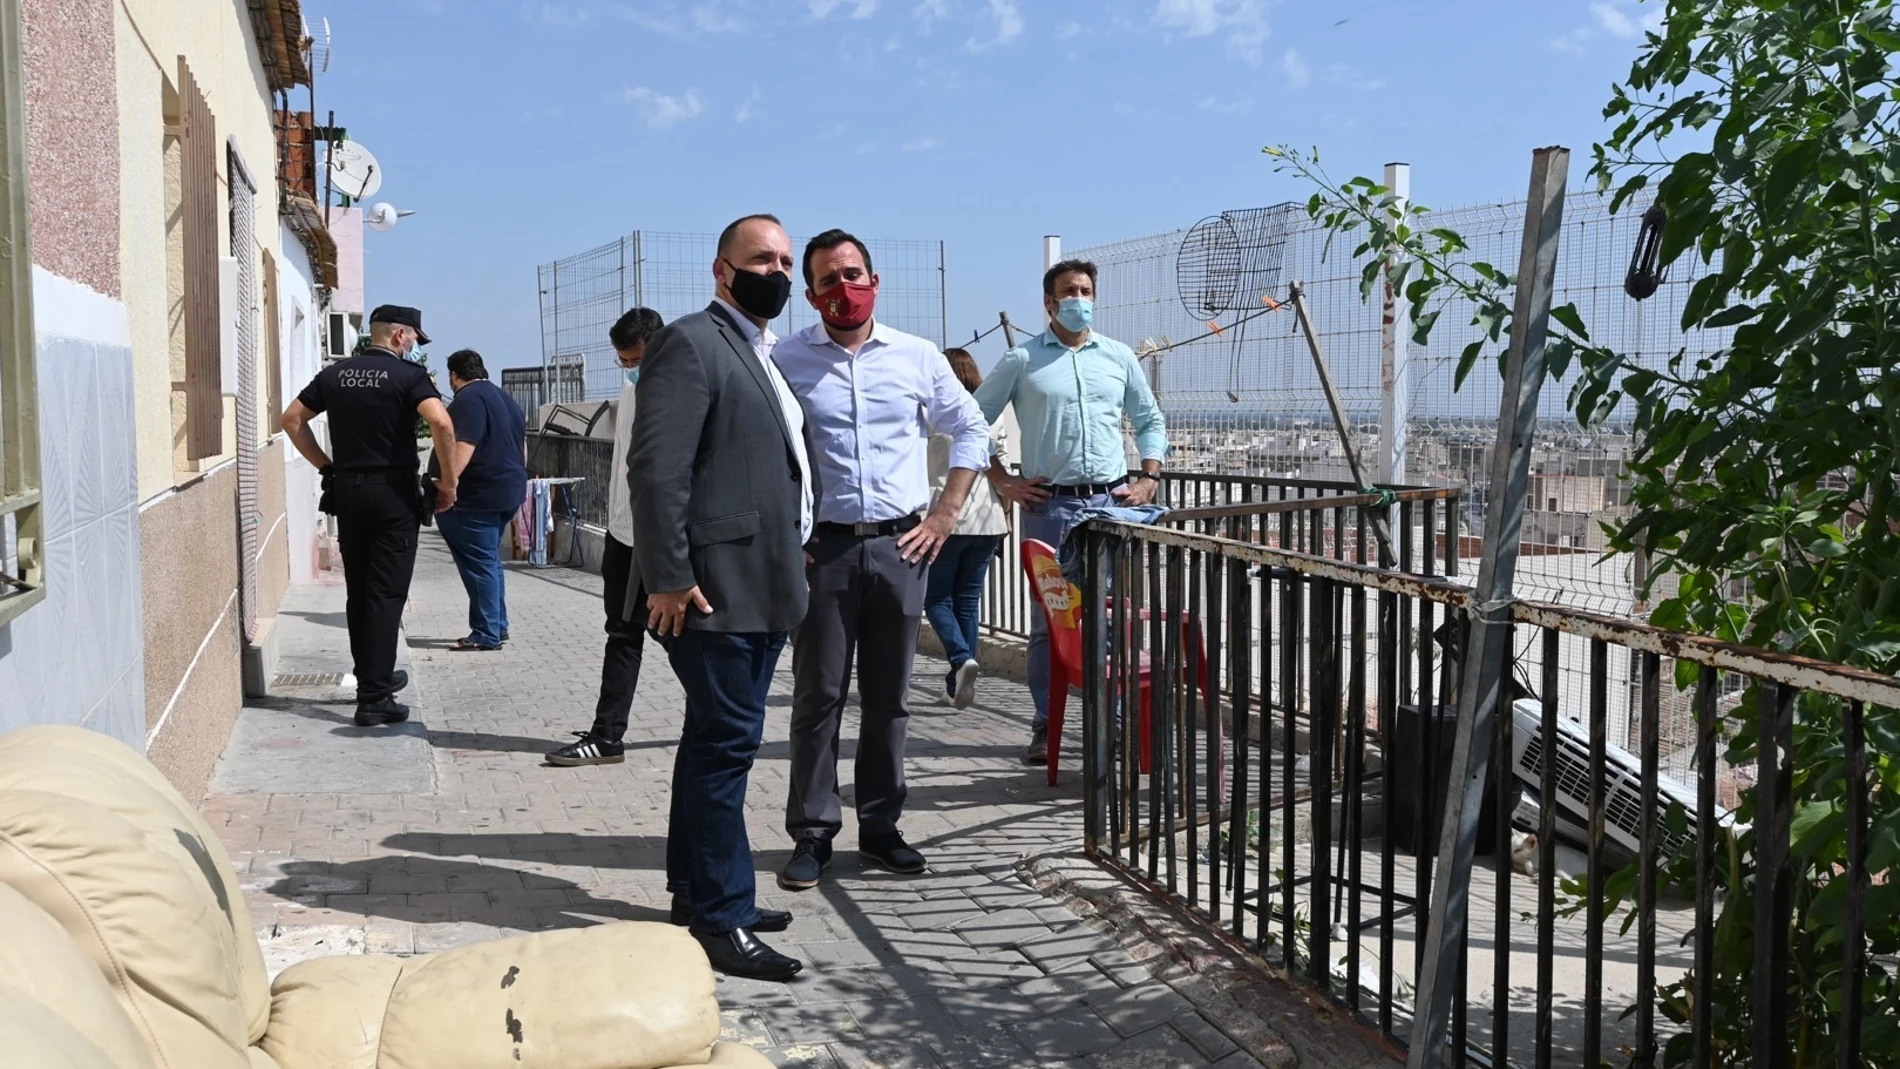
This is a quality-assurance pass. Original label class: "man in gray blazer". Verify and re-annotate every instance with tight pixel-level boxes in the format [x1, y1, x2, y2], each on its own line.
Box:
[626, 213, 814, 982]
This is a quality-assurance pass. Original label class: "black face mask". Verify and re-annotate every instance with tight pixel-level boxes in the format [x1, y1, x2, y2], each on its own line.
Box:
[723, 259, 792, 320]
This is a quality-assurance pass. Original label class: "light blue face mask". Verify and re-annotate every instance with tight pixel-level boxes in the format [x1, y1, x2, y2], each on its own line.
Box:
[1055, 296, 1094, 333]
[625, 368, 640, 385]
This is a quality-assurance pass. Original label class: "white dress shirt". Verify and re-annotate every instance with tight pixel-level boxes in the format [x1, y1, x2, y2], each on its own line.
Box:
[607, 373, 637, 545]
[771, 320, 991, 526]
[713, 297, 813, 542]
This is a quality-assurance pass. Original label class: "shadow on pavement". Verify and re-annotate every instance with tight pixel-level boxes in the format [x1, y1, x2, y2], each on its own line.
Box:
[268, 856, 671, 931]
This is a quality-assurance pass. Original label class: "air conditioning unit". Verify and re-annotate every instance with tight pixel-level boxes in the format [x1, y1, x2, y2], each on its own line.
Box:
[1506, 698, 1711, 869]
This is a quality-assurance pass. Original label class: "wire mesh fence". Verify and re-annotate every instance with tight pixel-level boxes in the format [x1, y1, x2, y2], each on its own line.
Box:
[1071, 189, 1732, 777]
[537, 231, 947, 401]
[1072, 191, 1726, 619]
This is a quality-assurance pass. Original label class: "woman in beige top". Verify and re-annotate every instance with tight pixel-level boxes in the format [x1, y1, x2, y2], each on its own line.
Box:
[925, 348, 1010, 709]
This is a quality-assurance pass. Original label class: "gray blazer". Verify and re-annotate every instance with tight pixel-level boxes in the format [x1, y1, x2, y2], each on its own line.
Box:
[626, 303, 809, 635]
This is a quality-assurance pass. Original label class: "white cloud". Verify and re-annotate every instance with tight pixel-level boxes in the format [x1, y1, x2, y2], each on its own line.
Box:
[810, 0, 879, 18]
[1056, 20, 1082, 39]
[914, 0, 949, 23]
[1281, 47, 1309, 89]
[1592, 1, 1637, 36]
[734, 87, 764, 122]
[1152, 0, 1268, 65]
[902, 136, 944, 151]
[1553, 1, 1661, 53]
[689, 4, 746, 32]
[964, 0, 1022, 52]
[1198, 95, 1252, 115]
[622, 86, 704, 128]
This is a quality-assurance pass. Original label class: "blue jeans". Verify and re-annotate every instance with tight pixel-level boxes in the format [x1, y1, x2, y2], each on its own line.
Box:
[1022, 493, 1117, 730]
[662, 628, 787, 935]
[436, 508, 514, 647]
[924, 534, 1000, 695]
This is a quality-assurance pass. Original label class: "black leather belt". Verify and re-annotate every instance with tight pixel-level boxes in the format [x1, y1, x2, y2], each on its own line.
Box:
[1048, 477, 1126, 497]
[333, 468, 416, 486]
[816, 515, 922, 538]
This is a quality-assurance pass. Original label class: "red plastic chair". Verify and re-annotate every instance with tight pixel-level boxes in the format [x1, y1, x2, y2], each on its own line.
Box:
[1022, 539, 1219, 789]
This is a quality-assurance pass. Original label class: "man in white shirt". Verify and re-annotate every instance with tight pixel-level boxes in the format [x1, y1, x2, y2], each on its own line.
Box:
[546, 307, 664, 767]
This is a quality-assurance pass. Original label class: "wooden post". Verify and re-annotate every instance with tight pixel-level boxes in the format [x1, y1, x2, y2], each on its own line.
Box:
[1405, 146, 1570, 1069]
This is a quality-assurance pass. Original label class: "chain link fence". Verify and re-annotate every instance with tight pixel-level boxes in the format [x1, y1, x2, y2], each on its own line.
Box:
[537, 231, 947, 401]
[1073, 191, 1734, 769]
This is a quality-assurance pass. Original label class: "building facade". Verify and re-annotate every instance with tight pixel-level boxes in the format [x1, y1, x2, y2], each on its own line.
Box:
[0, 0, 337, 800]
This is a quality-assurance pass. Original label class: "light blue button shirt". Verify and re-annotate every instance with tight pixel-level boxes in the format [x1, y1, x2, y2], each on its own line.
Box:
[972, 329, 1168, 485]
[772, 320, 992, 525]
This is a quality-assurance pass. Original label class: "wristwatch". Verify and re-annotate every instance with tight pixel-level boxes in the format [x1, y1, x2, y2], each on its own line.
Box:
[1133, 472, 1160, 483]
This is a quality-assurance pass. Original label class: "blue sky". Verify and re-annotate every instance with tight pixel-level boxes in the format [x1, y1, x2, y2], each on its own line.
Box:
[314, 0, 1658, 372]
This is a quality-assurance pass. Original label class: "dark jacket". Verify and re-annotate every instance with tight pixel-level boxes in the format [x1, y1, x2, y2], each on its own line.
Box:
[626, 302, 809, 634]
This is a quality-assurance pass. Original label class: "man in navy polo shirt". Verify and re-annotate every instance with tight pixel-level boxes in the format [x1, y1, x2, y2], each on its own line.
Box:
[436, 349, 529, 651]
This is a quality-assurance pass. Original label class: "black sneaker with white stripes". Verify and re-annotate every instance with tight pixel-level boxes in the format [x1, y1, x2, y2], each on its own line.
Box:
[545, 732, 625, 767]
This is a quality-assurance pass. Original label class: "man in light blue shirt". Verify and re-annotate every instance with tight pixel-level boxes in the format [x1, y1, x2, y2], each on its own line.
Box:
[973, 258, 1168, 765]
[771, 229, 991, 890]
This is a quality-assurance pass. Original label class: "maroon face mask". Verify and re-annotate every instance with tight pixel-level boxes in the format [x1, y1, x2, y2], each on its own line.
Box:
[815, 277, 877, 330]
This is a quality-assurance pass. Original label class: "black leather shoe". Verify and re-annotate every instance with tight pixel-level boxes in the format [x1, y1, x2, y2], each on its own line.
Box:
[670, 894, 790, 933]
[354, 697, 411, 727]
[354, 670, 409, 706]
[859, 832, 927, 875]
[777, 837, 832, 891]
[694, 927, 802, 982]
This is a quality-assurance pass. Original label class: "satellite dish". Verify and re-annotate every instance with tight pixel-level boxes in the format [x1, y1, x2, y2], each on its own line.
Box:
[328, 141, 382, 200]
[366, 202, 415, 232]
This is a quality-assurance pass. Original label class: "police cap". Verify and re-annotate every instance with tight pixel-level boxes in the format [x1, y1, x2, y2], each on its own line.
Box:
[369, 304, 431, 346]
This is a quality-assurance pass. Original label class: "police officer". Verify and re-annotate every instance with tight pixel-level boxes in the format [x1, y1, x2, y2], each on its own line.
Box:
[281, 305, 459, 727]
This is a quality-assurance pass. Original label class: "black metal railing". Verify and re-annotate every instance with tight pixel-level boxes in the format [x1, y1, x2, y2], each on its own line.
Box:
[1068, 519, 1886, 1067]
[978, 473, 1462, 642]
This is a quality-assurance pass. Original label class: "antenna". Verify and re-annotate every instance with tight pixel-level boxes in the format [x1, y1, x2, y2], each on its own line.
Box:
[316, 17, 333, 73]
[366, 202, 415, 232]
[327, 141, 382, 202]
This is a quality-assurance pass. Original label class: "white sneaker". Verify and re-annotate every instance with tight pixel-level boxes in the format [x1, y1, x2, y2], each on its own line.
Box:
[952, 660, 979, 710]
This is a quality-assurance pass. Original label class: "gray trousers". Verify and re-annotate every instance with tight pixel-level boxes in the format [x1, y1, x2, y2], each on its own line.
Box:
[786, 526, 928, 844]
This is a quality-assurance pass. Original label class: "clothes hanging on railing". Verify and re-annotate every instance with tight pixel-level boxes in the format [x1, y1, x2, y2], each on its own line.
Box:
[1058, 505, 1169, 584]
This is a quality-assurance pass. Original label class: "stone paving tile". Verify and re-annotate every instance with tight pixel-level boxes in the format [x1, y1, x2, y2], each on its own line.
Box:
[1088, 1023, 1208, 1069]
[206, 542, 1239, 1068]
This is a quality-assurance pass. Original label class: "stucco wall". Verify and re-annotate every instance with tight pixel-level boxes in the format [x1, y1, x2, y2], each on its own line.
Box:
[117, 0, 282, 502]
[277, 228, 327, 584]
[139, 461, 241, 798]
[256, 437, 289, 621]
[21, 0, 118, 297]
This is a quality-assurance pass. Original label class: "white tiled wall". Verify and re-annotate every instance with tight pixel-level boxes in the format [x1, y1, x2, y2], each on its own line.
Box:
[0, 271, 144, 747]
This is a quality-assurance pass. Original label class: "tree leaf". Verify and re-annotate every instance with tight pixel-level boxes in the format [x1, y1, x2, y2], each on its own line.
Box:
[1550, 303, 1592, 341]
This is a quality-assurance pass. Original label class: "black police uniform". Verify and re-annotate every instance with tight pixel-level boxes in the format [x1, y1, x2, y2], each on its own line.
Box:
[296, 346, 440, 704]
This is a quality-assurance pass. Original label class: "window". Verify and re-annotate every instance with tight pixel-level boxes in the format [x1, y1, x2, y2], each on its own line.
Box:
[0, 0, 43, 626]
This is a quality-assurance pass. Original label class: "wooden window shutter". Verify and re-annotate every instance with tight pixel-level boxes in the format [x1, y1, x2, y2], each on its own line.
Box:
[180, 57, 222, 461]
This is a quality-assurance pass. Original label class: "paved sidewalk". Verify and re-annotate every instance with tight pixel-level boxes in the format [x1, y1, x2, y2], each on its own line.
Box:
[205, 533, 1270, 1068]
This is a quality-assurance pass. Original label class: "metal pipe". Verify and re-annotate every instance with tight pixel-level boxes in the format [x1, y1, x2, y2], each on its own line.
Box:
[1407, 146, 1571, 1069]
